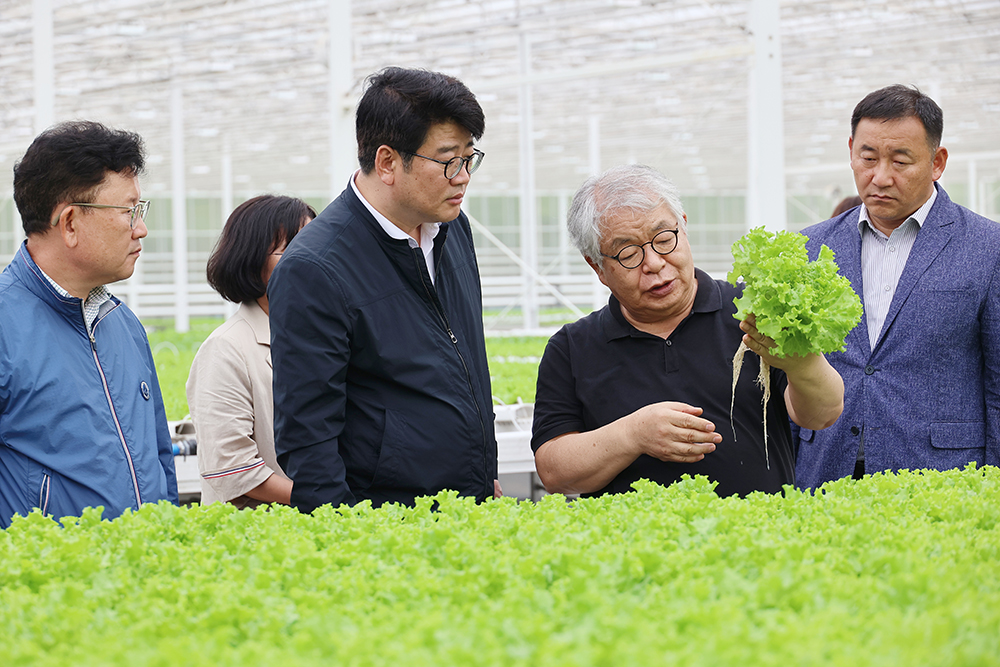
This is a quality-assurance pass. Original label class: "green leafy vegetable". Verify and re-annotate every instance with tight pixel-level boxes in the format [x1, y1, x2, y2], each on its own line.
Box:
[2, 466, 999, 666]
[727, 227, 863, 358]
[726, 227, 862, 466]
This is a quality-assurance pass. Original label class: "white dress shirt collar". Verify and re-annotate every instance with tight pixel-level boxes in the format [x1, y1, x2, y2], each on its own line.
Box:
[857, 186, 938, 238]
[350, 170, 442, 283]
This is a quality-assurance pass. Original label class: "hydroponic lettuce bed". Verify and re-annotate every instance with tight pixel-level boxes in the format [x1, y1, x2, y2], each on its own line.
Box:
[2, 466, 999, 667]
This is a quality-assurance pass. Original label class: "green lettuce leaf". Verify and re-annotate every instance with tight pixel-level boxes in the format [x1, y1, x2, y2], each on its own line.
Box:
[727, 227, 863, 357]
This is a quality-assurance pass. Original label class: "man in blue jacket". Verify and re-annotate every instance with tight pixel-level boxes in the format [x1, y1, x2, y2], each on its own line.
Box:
[795, 85, 1000, 488]
[0, 121, 178, 528]
[269, 67, 498, 512]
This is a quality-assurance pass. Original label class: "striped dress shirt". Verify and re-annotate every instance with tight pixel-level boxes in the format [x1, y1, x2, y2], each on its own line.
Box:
[858, 188, 938, 350]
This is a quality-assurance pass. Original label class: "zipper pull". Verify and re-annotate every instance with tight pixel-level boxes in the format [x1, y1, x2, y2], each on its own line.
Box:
[447, 328, 458, 344]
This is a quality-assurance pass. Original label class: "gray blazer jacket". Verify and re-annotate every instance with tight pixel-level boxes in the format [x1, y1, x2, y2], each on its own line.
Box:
[795, 184, 1000, 489]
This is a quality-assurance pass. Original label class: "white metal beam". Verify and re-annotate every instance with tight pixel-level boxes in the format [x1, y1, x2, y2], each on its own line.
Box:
[32, 0, 54, 134]
[746, 0, 786, 232]
[518, 33, 539, 330]
[329, 0, 355, 197]
[473, 43, 753, 92]
[588, 114, 606, 311]
[171, 83, 190, 333]
[221, 135, 238, 319]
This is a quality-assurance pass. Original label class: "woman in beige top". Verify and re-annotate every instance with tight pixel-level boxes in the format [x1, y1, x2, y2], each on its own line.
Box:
[186, 195, 315, 507]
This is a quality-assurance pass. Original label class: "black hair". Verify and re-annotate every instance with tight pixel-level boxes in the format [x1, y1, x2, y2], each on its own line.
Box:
[13, 120, 146, 235]
[851, 84, 943, 150]
[355, 67, 485, 173]
[206, 195, 316, 304]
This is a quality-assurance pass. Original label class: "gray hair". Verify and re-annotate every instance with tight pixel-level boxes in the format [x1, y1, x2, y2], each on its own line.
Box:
[566, 164, 687, 270]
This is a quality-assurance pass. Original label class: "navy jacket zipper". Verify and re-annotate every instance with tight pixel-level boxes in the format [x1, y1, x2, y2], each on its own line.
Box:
[412, 249, 491, 497]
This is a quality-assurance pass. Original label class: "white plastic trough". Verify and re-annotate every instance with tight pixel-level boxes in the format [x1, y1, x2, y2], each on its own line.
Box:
[168, 402, 536, 502]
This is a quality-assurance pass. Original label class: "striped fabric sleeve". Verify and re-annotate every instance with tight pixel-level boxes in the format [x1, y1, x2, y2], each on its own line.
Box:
[201, 459, 267, 481]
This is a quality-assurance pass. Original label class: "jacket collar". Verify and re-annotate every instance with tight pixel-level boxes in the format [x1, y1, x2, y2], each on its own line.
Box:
[822, 182, 956, 355]
[343, 178, 452, 249]
[349, 170, 443, 246]
[239, 300, 271, 347]
[9, 241, 90, 336]
[341, 179, 454, 300]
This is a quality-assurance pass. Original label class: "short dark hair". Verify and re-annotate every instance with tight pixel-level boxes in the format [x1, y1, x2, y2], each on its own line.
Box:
[206, 195, 317, 304]
[851, 84, 943, 150]
[355, 67, 485, 173]
[13, 120, 146, 235]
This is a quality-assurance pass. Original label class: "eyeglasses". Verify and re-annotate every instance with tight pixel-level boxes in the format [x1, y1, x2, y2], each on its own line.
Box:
[601, 229, 680, 269]
[398, 148, 485, 179]
[65, 200, 151, 229]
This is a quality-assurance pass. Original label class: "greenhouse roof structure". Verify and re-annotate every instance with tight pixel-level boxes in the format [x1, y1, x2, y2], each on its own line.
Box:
[2, 0, 999, 210]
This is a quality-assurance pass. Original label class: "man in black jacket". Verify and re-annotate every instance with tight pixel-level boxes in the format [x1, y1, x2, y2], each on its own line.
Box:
[269, 67, 498, 512]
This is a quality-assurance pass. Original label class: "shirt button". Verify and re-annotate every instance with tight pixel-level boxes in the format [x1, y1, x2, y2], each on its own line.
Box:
[850, 426, 860, 436]
[865, 365, 875, 375]
[889, 246, 896, 252]
[665, 340, 672, 347]
[883, 285, 891, 292]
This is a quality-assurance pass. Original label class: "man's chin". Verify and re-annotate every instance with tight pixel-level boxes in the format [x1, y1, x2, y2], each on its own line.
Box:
[120, 259, 139, 281]
[439, 202, 463, 221]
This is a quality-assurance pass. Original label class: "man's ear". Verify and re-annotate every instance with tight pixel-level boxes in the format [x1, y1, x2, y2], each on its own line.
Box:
[56, 204, 81, 249]
[931, 146, 948, 181]
[585, 256, 609, 288]
[374, 145, 399, 186]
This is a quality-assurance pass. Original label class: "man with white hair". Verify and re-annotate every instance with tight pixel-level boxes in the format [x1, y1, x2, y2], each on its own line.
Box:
[530, 164, 844, 498]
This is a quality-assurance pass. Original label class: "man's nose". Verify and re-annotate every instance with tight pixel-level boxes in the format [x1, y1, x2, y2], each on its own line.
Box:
[871, 160, 894, 186]
[641, 243, 667, 272]
[132, 215, 148, 239]
[449, 162, 472, 185]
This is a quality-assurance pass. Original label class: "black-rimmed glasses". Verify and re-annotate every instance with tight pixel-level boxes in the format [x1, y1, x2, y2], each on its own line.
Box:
[601, 229, 680, 269]
[398, 148, 485, 179]
[65, 200, 150, 229]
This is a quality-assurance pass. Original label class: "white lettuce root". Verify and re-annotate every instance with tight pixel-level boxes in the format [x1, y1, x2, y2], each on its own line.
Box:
[731, 341, 771, 470]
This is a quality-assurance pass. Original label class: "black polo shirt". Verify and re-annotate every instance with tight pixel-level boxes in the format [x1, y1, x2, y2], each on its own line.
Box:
[531, 268, 795, 498]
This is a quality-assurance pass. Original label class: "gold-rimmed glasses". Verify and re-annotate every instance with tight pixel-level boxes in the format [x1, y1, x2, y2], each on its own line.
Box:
[62, 200, 150, 229]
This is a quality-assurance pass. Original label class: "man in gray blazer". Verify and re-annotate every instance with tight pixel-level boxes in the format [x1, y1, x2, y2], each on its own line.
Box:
[795, 84, 1000, 489]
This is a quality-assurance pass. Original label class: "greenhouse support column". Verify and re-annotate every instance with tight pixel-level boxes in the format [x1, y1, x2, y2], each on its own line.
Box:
[171, 83, 190, 333]
[221, 136, 233, 222]
[557, 191, 569, 280]
[589, 115, 605, 311]
[221, 139, 238, 319]
[329, 0, 354, 198]
[32, 0, 54, 134]
[518, 33, 538, 330]
[968, 160, 978, 213]
[746, 0, 786, 232]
